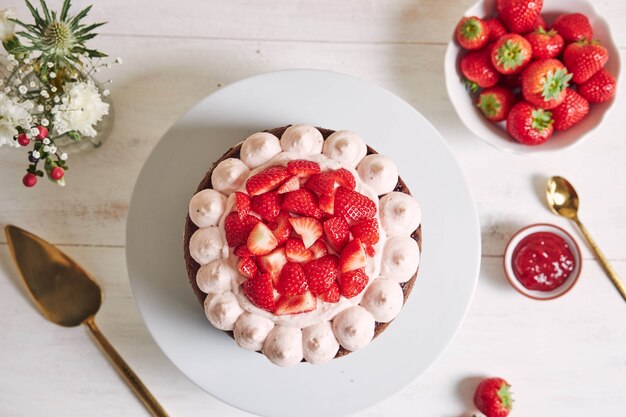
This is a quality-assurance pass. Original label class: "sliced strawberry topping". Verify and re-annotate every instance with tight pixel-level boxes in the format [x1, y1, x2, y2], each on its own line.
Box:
[350, 218, 380, 245]
[305, 172, 336, 195]
[235, 192, 251, 220]
[245, 166, 291, 196]
[274, 291, 317, 316]
[276, 262, 309, 296]
[303, 254, 340, 295]
[338, 268, 369, 298]
[318, 281, 340, 303]
[364, 244, 376, 257]
[224, 212, 260, 247]
[277, 176, 300, 194]
[289, 217, 323, 248]
[285, 238, 314, 262]
[323, 216, 350, 252]
[319, 192, 335, 215]
[237, 257, 258, 278]
[268, 210, 292, 245]
[334, 186, 376, 222]
[234, 245, 254, 257]
[247, 222, 278, 255]
[242, 273, 275, 312]
[334, 168, 356, 190]
[251, 191, 282, 222]
[339, 238, 367, 273]
[282, 189, 323, 219]
[309, 239, 329, 259]
[257, 247, 287, 284]
[287, 160, 321, 178]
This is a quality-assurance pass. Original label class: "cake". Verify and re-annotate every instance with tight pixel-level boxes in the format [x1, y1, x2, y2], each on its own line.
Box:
[184, 125, 422, 366]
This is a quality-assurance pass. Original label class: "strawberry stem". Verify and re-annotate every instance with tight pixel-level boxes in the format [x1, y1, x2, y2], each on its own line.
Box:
[531, 108, 553, 132]
[496, 40, 529, 71]
[461, 17, 483, 40]
[542, 68, 572, 101]
[477, 93, 502, 117]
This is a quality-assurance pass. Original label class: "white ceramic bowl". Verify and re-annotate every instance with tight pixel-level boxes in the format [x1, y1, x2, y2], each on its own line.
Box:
[444, 0, 621, 154]
[504, 223, 582, 300]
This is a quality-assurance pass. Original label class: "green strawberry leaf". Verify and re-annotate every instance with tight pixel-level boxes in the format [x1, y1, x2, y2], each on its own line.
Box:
[542, 68, 573, 101]
[497, 383, 513, 410]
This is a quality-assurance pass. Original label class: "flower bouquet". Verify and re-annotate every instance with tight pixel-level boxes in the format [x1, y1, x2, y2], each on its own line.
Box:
[0, 0, 120, 187]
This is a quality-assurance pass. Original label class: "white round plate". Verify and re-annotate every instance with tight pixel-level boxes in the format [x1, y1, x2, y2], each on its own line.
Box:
[126, 69, 481, 417]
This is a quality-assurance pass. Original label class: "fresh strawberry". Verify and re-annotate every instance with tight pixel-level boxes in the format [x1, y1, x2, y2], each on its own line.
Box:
[551, 88, 590, 130]
[506, 101, 554, 145]
[224, 212, 260, 247]
[242, 273, 275, 312]
[578, 68, 617, 103]
[364, 244, 376, 257]
[287, 160, 321, 178]
[521, 59, 572, 109]
[274, 291, 317, 316]
[474, 377, 513, 417]
[282, 189, 323, 219]
[309, 240, 329, 259]
[525, 28, 564, 60]
[237, 257, 258, 278]
[234, 245, 253, 257]
[340, 238, 367, 273]
[552, 13, 593, 43]
[532, 14, 547, 31]
[460, 48, 501, 91]
[317, 281, 340, 303]
[276, 262, 308, 295]
[285, 238, 314, 262]
[247, 222, 278, 255]
[319, 192, 335, 215]
[251, 191, 281, 222]
[334, 187, 377, 223]
[334, 168, 356, 190]
[234, 192, 251, 220]
[245, 166, 291, 196]
[350, 218, 380, 245]
[289, 217, 323, 248]
[338, 268, 369, 298]
[302, 254, 340, 295]
[257, 247, 287, 283]
[485, 17, 507, 43]
[563, 40, 609, 84]
[305, 172, 337, 195]
[476, 86, 516, 122]
[323, 216, 351, 252]
[497, 0, 543, 34]
[268, 210, 292, 245]
[277, 175, 300, 194]
[455, 16, 490, 50]
[490, 34, 532, 75]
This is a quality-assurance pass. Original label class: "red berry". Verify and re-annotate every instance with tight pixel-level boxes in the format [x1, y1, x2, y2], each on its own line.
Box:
[17, 133, 29, 147]
[339, 238, 367, 273]
[552, 13, 593, 43]
[563, 40, 609, 84]
[285, 238, 314, 263]
[551, 88, 590, 131]
[250, 191, 282, 222]
[455, 16, 490, 50]
[245, 166, 291, 196]
[257, 247, 288, 283]
[287, 160, 321, 178]
[268, 210, 292, 245]
[521, 59, 572, 109]
[288, 216, 323, 249]
[282, 189, 323, 219]
[309, 239, 329, 259]
[525, 28, 564, 60]
[474, 377, 513, 417]
[460, 47, 501, 92]
[317, 281, 340, 303]
[36, 126, 49, 140]
[476, 86, 516, 122]
[235, 192, 251, 220]
[247, 221, 279, 255]
[242, 273, 276, 312]
[305, 172, 337, 195]
[323, 216, 350, 252]
[276, 262, 309, 296]
[50, 166, 65, 180]
[350, 218, 380, 245]
[577, 68, 617, 103]
[302, 254, 340, 295]
[497, 0, 543, 34]
[22, 172, 37, 187]
[224, 212, 260, 247]
[506, 101, 554, 145]
[338, 268, 369, 298]
[277, 176, 300, 194]
[237, 257, 258, 279]
[274, 291, 317, 316]
[490, 34, 532, 75]
[485, 17, 508, 43]
[333, 168, 356, 190]
[334, 187, 377, 223]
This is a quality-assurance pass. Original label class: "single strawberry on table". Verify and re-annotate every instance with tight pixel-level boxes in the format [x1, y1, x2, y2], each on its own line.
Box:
[473, 377, 513, 417]
[490, 34, 532, 75]
[476, 86, 516, 122]
[552, 13, 593, 43]
[525, 28, 564, 60]
[521, 59, 572, 109]
[551, 88, 590, 131]
[455, 16, 491, 50]
[496, 0, 543, 34]
[507, 101, 554, 145]
[563, 39, 609, 84]
[460, 47, 501, 92]
[577, 68, 617, 103]
[485, 17, 507, 43]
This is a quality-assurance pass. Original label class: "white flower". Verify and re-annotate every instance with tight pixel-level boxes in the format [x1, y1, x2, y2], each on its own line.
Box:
[42, 137, 50, 145]
[29, 81, 36, 88]
[60, 152, 68, 161]
[49, 145, 57, 154]
[0, 93, 33, 147]
[53, 81, 109, 137]
[41, 118, 49, 127]
[40, 90, 49, 98]
[18, 85, 27, 95]
[0, 9, 15, 42]
[32, 150, 40, 159]
[103, 89, 110, 97]
[29, 127, 39, 137]
[37, 105, 44, 112]
[43, 145, 50, 152]
[49, 72, 56, 78]
[47, 62, 54, 68]
[51, 86, 57, 92]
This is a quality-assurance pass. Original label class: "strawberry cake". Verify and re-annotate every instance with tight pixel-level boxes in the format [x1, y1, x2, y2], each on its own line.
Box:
[183, 125, 422, 366]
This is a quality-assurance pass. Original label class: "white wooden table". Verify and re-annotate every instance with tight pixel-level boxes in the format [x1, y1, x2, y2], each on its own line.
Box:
[1, 1, 625, 416]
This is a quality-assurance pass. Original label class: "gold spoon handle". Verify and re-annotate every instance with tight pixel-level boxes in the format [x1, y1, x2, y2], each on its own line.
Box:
[85, 318, 170, 417]
[575, 219, 626, 301]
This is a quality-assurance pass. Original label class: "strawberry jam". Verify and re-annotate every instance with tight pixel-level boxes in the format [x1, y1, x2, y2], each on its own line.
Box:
[511, 232, 575, 291]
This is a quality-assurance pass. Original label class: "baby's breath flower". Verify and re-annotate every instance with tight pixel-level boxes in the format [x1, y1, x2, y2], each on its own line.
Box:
[47, 62, 54, 68]
[42, 137, 50, 145]
[103, 89, 110, 97]
[23, 58, 30, 64]
[40, 90, 49, 98]
[18, 85, 28, 95]
[29, 81, 36, 88]
[43, 145, 51, 152]
[49, 72, 56, 78]
[49, 145, 57, 153]
[37, 105, 44, 112]
[51, 86, 57, 92]
[41, 118, 49, 127]
[29, 127, 39, 137]
[60, 152, 68, 161]
[32, 150, 40, 159]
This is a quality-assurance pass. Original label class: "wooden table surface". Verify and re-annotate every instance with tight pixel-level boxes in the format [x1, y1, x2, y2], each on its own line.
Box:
[1, 1, 625, 416]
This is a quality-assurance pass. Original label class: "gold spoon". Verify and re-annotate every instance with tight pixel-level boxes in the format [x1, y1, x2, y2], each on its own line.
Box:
[546, 176, 626, 301]
[4, 225, 169, 416]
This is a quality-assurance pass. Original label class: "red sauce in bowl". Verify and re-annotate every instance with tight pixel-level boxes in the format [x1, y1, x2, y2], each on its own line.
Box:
[511, 232, 576, 291]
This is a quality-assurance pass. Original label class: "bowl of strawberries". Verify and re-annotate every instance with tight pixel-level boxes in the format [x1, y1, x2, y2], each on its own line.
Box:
[445, 0, 620, 153]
